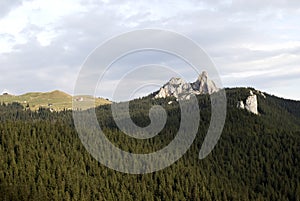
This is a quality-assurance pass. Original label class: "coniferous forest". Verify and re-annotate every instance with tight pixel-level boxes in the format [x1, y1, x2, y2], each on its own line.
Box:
[0, 88, 300, 200]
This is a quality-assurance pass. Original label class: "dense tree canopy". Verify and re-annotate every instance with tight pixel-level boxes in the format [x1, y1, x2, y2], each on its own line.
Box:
[0, 88, 299, 200]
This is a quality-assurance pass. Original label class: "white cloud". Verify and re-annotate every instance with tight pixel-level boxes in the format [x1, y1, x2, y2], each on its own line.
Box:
[0, 0, 300, 100]
[0, 0, 86, 52]
[0, 0, 24, 18]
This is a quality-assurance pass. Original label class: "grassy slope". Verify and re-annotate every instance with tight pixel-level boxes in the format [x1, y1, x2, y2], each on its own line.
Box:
[0, 90, 111, 111]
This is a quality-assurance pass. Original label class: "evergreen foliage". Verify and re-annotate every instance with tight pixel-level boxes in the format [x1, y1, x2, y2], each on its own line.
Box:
[0, 88, 299, 200]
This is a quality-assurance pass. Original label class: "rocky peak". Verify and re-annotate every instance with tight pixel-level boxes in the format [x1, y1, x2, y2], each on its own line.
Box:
[154, 71, 219, 100]
[154, 77, 194, 100]
[192, 71, 219, 95]
[168, 77, 186, 85]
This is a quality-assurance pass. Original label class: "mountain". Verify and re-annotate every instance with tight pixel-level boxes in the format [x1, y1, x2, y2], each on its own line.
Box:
[154, 72, 263, 115]
[1, 86, 300, 200]
[154, 71, 219, 100]
[0, 77, 300, 200]
[0, 90, 111, 111]
[0, 86, 300, 200]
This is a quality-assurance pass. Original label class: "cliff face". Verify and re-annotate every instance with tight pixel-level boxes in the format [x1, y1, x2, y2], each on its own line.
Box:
[154, 71, 219, 100]
[237, 90, 259, 115]
[191, 71, 219, 95]
[154, 72, 261, 115]
[154, 77, 194, 100]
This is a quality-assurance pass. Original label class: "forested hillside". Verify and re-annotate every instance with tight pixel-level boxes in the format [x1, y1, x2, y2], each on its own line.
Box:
[0, 88, 300, 200]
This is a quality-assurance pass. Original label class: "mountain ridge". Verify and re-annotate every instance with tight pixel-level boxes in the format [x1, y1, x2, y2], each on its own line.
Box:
[0, 86, 299, 200]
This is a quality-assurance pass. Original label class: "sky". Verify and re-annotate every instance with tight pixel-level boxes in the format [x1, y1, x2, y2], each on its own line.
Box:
[0, 0, 300, 100]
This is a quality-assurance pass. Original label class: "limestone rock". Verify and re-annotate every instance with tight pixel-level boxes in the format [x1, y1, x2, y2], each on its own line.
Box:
[192, 71, 219, 95]
[237, 101, 245, 109]
[237, 90, 259, 115]
[245, 92, 258, 115]
[154, 71, 219, 100]
[155, 77, 194, 100]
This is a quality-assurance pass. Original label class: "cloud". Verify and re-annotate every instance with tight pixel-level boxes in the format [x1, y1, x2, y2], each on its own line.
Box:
[0, 0, 300, 100]
[0, 0, 23, 18]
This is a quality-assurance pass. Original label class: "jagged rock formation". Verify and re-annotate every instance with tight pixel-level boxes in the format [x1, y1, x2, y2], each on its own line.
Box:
[154, 71, 219, 100]
[237, 90, 259, 115]
[192, 71, 219, 94]
[155, 77, 194, 100]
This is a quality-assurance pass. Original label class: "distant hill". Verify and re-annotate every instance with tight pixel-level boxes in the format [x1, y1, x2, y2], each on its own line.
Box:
[0, 90, 111, 111]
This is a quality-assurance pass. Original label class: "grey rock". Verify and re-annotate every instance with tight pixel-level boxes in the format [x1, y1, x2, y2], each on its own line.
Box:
[192, 71, 219, 95]
[237, 90, 259, 115]
[154, 71, 219, 100]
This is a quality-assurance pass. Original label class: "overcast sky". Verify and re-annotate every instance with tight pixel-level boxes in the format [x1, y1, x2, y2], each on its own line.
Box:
[0, 0, 300, 100]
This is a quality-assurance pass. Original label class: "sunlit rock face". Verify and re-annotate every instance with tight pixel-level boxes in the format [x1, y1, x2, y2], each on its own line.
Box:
[155, 77, 194, 100]
[191, 71, 219, 95]
[154, 71, 219, 100]
[237, 90, 259, 115]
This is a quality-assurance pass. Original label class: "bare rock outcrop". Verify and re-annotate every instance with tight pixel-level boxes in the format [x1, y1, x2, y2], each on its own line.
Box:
[237, 90, 259, 115]
[154, 71, 219, 100]
[155, 77, 194, 100]
[192, 71, 219, 95]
